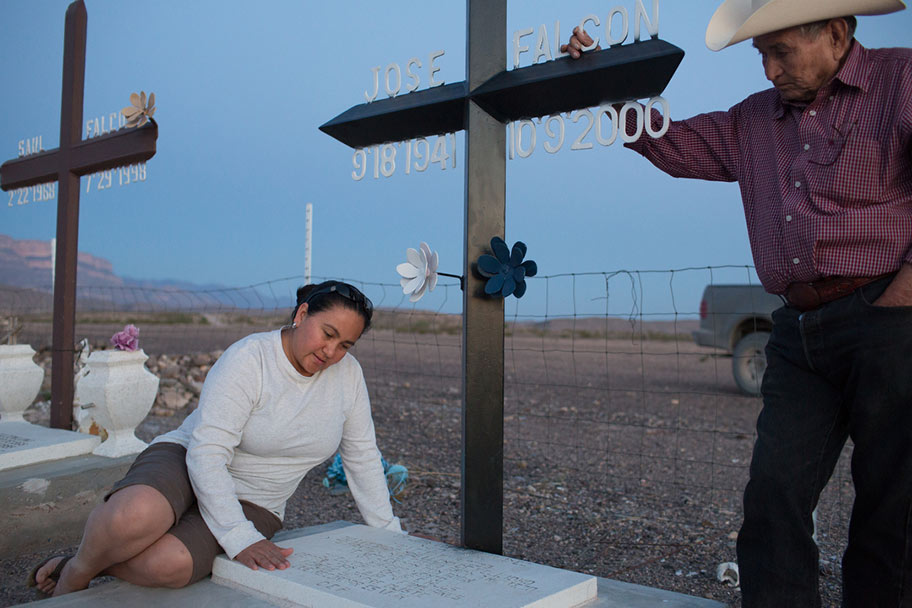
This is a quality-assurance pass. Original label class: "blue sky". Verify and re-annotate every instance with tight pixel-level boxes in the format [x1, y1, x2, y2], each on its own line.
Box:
[2, 1, 910, 318]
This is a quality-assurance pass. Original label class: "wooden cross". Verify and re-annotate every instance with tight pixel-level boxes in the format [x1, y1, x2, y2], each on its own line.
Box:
[324, 1, 682, 554]
[0, 0, 158, 430]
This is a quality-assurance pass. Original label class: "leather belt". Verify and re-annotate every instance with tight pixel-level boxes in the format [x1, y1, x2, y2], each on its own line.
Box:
[785, 273, 894, 312]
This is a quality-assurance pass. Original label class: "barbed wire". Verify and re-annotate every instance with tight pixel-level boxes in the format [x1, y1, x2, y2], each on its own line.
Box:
[0, 266, 851, 594]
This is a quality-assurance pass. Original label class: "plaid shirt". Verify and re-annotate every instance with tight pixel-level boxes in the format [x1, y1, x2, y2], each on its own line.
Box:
[627, 41, 912, 294]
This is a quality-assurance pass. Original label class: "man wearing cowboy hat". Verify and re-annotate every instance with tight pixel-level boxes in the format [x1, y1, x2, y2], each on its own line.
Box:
[564, 0, 911, 606]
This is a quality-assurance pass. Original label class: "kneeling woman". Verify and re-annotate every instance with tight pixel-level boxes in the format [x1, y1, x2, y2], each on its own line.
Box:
[32, 280, 400, 596]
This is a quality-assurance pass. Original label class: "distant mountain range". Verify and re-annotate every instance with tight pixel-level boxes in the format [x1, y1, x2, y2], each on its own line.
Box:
[0, 233, 110, 291]
[0, 234, 287, 311]
[1, 235, 697, 337]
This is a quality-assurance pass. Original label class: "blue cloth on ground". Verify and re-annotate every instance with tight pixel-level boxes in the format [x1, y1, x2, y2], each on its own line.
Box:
[322, 453, 408, 501]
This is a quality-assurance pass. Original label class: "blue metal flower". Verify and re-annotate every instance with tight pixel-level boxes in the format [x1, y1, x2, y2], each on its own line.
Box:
[476, 237, 537, 298]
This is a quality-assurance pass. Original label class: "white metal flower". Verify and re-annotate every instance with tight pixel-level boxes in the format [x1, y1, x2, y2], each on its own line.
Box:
[122, 91, 156, 127]
[397, 242, 438, 302]
[715, 562, 739, 587]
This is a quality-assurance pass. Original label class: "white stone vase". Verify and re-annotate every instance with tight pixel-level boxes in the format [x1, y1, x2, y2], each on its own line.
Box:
[74, 349, 159, 458]
[0, 344, 45, 422]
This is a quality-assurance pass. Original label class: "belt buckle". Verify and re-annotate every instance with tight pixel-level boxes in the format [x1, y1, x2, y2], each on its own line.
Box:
[786, 282, 821, 311]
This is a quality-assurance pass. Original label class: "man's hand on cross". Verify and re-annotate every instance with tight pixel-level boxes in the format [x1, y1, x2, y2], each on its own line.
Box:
[561, 26, 601, 59]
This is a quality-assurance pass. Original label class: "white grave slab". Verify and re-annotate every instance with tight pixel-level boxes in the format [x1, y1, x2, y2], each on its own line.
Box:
[212, 524, 597, 608]
[0, 421, 100, 472]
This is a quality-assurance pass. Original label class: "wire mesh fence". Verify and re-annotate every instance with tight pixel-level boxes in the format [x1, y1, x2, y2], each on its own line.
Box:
[0, 267, 853, 603]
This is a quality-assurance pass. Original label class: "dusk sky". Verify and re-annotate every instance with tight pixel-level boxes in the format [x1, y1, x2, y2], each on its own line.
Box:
[2, 1, 910, 318]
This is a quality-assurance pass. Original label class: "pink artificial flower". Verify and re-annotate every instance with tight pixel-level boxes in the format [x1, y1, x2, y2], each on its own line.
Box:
[110, 324, 140, 351]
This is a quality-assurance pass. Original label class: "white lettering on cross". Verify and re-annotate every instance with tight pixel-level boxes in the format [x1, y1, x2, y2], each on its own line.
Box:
[578, 15, 601, 51]
[427, 50, 445, 87]
[512, 27, 533, 69]
[406, 57, 422, 92]
[533, 24, 552, 64]
[384, 63, 402, 97]
[17, 135, 43, 158]
[501, 96, 670, 162]
[351, 133, 456, 181]
[605, 7, 629, 46]
[364, 66, 382, 102]
[364, 50, 447, 103]
[635, 0, 660, 41]
[511, 1, 661, 66]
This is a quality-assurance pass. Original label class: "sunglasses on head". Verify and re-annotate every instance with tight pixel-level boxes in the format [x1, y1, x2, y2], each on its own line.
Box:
[304, 281, 373, 316]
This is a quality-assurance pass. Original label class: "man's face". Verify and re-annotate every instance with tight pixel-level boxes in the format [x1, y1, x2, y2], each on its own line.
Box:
[753, 24, 842, 103]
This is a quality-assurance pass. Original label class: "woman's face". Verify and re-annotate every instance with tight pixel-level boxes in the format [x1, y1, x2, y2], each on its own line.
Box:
[284, 304, 365, 376]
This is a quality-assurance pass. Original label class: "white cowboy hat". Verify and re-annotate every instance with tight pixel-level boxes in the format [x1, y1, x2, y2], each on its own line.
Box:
[706, 0, 906, 51]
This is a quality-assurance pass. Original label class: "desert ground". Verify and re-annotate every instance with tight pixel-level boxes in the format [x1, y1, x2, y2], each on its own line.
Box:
[1, 316, 854, 607]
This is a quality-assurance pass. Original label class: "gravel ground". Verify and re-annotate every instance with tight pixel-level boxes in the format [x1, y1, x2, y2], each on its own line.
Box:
[0, 325, 854, 607]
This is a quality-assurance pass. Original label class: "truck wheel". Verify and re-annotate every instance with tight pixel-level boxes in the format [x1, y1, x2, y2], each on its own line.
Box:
[732, 332, 770, 397]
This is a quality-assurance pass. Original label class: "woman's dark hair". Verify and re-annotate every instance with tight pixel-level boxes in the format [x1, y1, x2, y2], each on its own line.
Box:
[290, 280, 373, 333]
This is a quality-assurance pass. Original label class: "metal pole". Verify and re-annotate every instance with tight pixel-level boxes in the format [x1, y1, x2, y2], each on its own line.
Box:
[50, 237, 56, 292]
[305, 203, 312, 285]
[461, 0, 506, 554]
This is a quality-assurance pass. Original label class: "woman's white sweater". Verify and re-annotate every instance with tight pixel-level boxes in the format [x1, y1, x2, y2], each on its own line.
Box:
[154, 329, 400, 558]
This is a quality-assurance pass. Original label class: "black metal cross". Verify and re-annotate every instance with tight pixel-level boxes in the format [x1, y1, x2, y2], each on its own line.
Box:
[0, 0, 158, 430]
[321, 1, 682, 554]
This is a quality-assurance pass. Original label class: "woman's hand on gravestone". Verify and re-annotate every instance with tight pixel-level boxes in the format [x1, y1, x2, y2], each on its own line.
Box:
[560, 26, 601, 59]
[235, 539, 294, 571]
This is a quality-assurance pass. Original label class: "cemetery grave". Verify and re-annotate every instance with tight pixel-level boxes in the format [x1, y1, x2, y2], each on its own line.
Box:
[0, 422, 98, 472]
[212, 524, 598, 608]
[1, 0, 855, 605]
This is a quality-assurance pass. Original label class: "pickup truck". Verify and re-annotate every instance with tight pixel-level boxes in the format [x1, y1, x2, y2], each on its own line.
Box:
[692, 284, 783, 396]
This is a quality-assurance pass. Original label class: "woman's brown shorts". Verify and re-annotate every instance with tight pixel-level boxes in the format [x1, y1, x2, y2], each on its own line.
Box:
[106, 442, 283, 584]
